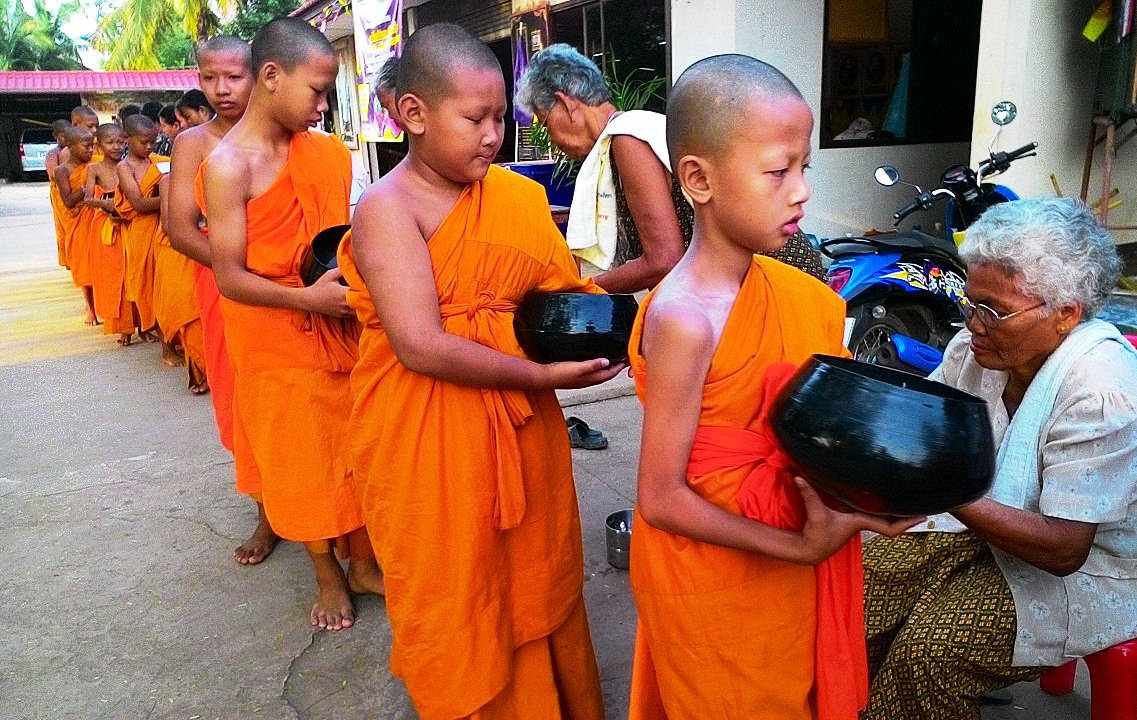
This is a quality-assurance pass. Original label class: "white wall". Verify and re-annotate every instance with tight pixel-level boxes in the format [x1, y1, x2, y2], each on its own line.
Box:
[669, 0, 970, 239]
[972, 0, 1135, 243]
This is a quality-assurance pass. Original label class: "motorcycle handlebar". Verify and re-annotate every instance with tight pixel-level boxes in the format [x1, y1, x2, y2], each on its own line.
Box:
[1007, 141, 1039, 160]
[893, 199, 924, 224]
[979, 141, 1039, 177]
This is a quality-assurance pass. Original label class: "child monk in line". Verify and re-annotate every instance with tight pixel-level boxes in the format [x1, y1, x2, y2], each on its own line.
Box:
[115, 115, 161, 347]
[60, 106, 101, 163]
[116, 115, 172, 356]
[342, 23, 614, 718]
[626, 55, 919, 720]
[46, 119, 73, 269]
[201, 18, 383, 630]
[166, 35, 275, 565]
[53, 126, 99, 327]
[85, 124, 136, 346]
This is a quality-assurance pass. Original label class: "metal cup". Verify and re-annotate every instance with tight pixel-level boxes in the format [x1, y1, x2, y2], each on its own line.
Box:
[605, 509, 634, 570]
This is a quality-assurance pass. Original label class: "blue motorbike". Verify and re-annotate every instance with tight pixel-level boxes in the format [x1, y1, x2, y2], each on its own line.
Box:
[822, 102, 1037, 375]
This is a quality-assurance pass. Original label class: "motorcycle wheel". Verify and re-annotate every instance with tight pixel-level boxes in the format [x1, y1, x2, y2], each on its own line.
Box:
[848, 304, 934, 371]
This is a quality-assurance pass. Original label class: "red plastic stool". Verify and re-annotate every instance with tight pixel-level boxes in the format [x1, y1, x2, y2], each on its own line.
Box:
[1039, 637, 1137, 720]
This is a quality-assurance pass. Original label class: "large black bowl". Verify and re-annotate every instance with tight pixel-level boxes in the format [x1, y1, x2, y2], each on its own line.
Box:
[514, 292, 639, 363]
[771, 355, 995, 517]
[300, 224, 351, 286]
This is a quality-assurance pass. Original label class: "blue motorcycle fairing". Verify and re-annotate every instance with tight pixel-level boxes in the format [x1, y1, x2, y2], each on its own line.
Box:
[945, 184, 1019, 234]
[830, 252, 902, 302]
[830, 252, 966, 307]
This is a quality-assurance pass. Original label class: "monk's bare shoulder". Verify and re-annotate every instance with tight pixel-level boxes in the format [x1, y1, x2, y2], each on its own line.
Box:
[203, 141, 254, 202]
[643, 279, 717, 364]
[354, 166, 431, 244]
[170, 124, 220, 168]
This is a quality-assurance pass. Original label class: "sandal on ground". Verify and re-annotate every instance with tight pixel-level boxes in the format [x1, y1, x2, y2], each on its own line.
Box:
[567, 416, 608, 450]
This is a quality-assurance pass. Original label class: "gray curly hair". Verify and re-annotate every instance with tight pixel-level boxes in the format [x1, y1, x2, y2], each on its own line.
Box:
[374, 55, 399, 97]
[515, 43, 612, 114]
[960, 196, 1121, 319]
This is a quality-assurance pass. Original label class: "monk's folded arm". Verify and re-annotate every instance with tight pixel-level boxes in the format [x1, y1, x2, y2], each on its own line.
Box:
[166, 133, 213, 266]
[203, 155, 326, 313]
[352, 189, 574, 390]
[951, 498, 1097, 576]
[636, 306, 811, 562]
[118, 164, 160, 214]
[55, 166, 84, 208]
[592, 136, 686, 294]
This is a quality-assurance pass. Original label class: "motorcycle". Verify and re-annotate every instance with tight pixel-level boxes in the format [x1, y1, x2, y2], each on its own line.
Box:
[822, 101, 1038, 375]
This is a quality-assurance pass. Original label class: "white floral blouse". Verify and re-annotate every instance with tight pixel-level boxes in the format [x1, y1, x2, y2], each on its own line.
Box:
[920, 328, 1137, 666]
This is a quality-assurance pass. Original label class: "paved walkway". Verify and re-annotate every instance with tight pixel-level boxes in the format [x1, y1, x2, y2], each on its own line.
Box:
[0, 181, 1092, 718]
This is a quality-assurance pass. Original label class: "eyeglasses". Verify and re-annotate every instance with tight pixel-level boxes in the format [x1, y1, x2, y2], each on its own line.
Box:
[955, 295, 1047, 328]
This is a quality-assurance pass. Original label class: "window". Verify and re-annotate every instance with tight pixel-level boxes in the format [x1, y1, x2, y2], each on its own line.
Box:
[821, 0, 982, 148]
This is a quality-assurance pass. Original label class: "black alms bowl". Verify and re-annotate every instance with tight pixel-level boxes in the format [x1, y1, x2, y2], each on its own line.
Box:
[514, 292, 639, 364]
[300, 224, 351, 287]
[771, 355, 995, 517]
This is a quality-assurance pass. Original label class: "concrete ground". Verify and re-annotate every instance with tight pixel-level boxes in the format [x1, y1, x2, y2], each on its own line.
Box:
[0, 180, 1094, 719]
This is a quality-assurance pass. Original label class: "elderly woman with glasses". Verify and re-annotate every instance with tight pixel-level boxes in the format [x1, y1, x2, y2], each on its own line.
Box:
[861, 196, 1137, 720]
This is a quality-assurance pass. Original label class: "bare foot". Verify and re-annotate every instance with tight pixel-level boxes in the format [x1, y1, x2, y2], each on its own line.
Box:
[308, 551, 355, 631]
[116, 333, 132, 347]
[84, 309, 101, 326]
[189, 379, 210, 396]
[347, 557, 385, 596]
[161, 341, 186, 368]
[234, 503, 277, 565]
[139, 329, 159, 344]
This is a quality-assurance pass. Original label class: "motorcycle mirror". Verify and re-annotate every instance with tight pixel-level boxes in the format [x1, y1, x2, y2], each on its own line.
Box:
[991, 101, 1017, 126]
[874, 165, 901, 187]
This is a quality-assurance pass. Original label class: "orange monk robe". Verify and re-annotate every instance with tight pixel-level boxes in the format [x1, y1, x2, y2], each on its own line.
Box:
[49, 176, 69, 268]
[63, 164, 95, 289]
[113, 157, 161, 331]
[339, 166, 606, 720]
[198, 131, 361, 541]
[626, 256, 856, 720]
[189, 211, 261, 496]
[152, 209, 207, 386]
[86, 187, 135, 336]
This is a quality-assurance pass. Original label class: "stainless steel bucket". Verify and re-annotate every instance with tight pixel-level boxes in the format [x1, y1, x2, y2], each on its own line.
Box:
[605, 509, 633, 570]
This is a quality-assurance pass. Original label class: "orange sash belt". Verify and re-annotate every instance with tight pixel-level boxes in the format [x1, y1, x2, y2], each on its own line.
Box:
[439, 290, 533, 530]
[686, 363, 868, 720]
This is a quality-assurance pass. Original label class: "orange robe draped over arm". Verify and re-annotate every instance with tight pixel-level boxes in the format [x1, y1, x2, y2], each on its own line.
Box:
[114, 160, 160, 331]
[338, 166, 605, 720]
[192, 185, 259, 496]
[199, 131, 361, 541]
[64, 164, 94, 288]
[49, 176, 69, 268]
[147, 156, 207, 385]
[627, 257, 859, 720]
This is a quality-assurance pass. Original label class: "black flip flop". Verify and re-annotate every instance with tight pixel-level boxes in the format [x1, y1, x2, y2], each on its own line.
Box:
[567, 416, 608, 450]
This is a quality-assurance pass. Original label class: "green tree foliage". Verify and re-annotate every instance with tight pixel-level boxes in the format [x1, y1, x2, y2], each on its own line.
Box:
[222, 0, 298, 41]
[92, 0, 237, 70]
[0, 0, 84, 70]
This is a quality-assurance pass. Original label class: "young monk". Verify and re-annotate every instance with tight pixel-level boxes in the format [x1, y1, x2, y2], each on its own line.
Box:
[626, 55, 919, 720]
[60, 106, 101, 163]
[166, 34, 276, 564]
[114, 115, 162, 346]
[46, 119, 73, 269]
[85, 123, 136, 346]
[342, 23, 616, 718]
[53, 126, 99, 326]
[201, 18, 383, 630]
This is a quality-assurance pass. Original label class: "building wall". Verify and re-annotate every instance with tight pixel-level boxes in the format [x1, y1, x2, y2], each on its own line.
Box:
[669, 0, 969, 239]
[972, 0, 1135, 244]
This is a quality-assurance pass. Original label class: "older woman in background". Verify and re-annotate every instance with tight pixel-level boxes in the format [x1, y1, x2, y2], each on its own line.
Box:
[861, 196, 1137, 720]
[516, 44, 692, 293]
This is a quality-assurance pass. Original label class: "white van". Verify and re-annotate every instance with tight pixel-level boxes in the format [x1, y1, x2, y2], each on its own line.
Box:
[19, 128, 56, 176]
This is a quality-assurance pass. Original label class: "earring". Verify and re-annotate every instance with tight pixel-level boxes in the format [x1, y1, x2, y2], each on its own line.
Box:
[1058, 324, 1068, 333]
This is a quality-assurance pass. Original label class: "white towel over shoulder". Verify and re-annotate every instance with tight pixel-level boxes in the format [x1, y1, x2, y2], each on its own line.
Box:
[565, 110, 674, 270]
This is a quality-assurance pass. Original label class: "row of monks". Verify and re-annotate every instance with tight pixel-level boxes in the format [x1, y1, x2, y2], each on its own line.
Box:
[46, 15, 893, 720]
[49, 106, 208, 392]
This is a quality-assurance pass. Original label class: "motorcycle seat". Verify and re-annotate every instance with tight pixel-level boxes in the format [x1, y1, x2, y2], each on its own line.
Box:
[848, 230, 960, 258]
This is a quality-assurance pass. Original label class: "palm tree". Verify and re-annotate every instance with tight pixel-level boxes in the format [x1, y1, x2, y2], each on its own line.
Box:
[0, 0, 84, 70]
[92, 0, 238, 70]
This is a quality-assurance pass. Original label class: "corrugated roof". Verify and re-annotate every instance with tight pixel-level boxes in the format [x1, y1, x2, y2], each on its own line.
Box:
[0, 70, 200, 94]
